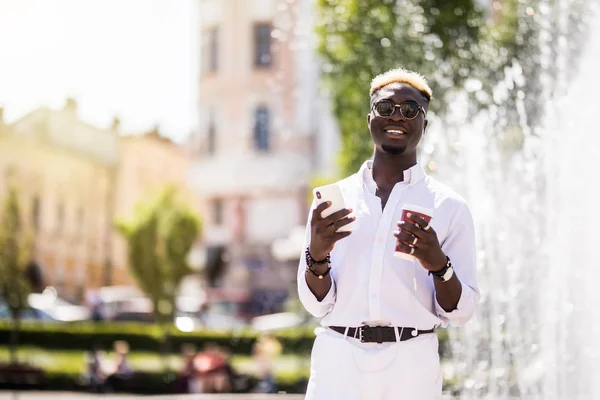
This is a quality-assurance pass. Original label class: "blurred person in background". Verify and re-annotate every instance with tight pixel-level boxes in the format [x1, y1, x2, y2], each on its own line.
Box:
[298, 68, 479, 399]
[105, 340, 135, 391]
[193, 343, 233, 393]
[197, 302, 210, 327]
[87, 290, 105, 322]
[174, 343, 201, 393]
[252, 332, 282, 393]
[84, 344, 108, 393]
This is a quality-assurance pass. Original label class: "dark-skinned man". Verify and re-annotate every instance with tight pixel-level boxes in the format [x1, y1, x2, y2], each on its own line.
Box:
[297, 67, 479, 399]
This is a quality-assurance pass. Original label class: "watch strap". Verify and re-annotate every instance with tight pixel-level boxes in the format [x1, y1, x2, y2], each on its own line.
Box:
[429, 256, 452, 279]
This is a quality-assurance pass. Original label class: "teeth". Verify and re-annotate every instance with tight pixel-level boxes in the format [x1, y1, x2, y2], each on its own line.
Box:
[386, 129, 405, 135]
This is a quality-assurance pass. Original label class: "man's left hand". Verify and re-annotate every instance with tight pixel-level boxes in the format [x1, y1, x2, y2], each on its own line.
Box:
[393, 213, 447, 272]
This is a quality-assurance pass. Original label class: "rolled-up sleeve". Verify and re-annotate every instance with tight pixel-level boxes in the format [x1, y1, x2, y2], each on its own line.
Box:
[296, 203, 336, 318]
[435, 201, 480, 327]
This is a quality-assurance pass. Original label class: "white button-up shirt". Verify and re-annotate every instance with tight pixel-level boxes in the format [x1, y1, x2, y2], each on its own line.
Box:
[297, 161, 480, 329]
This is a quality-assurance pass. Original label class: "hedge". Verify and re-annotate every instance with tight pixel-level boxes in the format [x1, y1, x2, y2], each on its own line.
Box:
[0, 321, 449, 356]
[0, 368, 310, 394]
[0, 321, 317, 355]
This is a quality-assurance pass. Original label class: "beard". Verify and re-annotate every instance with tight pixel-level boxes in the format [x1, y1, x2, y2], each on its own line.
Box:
[381, 143, 406, 155]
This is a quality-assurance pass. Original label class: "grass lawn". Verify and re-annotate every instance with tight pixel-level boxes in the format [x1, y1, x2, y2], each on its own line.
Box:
[0, 346, 311, 382]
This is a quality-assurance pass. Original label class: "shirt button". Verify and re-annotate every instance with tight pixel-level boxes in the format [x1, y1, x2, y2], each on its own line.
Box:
[377, 236, 384, 243]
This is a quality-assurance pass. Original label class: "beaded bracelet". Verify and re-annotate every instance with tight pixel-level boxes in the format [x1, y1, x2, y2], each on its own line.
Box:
[305, 247, 332, 280]
[305, 247, 330, 264]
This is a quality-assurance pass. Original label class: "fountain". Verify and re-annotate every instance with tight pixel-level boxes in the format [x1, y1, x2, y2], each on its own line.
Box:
[424, 0, 600, 398]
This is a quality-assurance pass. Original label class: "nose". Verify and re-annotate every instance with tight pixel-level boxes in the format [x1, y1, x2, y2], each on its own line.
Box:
[388, 107, 406, 121]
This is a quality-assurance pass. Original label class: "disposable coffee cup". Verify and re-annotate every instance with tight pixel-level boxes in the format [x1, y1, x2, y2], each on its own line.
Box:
[394, 204, 433, 261]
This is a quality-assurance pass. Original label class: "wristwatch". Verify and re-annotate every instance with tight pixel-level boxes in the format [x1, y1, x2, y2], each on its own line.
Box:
[429, 256, 454, 282]
[437, 265, 454, 282]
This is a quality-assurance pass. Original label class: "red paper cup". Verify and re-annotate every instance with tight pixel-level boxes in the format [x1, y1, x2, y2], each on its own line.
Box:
[394, 204, 433, 261]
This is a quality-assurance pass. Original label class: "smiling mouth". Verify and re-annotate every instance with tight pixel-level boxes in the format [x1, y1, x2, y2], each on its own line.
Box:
[384, 128, 407, 138]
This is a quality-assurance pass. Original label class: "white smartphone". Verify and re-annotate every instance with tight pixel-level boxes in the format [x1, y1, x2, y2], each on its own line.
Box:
[313, 183, 353, 232]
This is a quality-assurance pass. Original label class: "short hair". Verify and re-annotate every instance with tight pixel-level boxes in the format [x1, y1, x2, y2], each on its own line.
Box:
[370, 68, 433, 102]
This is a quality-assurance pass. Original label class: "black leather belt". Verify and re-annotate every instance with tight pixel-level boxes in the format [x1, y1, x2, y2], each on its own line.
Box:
[329, 325, 435, 343]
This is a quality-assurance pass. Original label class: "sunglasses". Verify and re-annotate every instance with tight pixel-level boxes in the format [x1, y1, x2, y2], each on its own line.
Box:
[372, 100, 426, 119]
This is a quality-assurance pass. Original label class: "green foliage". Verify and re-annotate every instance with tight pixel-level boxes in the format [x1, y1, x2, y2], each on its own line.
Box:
[0, 320, 449, 356]
[468, 0, 521, 109]
[116, 186, 201, 324]
[0, 323, 450, 393]
[315, 0, 525, 175]
[0, 321, 317, 355]
[0, 186, 32, 364]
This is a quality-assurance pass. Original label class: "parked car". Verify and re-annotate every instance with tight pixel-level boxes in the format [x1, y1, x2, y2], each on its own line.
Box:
[0, 299, 56, 322]
[0, 289, 90, 323]
[28, 292, 90, 322]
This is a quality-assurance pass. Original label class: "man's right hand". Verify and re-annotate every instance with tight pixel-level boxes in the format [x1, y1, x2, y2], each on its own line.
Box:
[308, 202, 355, 261]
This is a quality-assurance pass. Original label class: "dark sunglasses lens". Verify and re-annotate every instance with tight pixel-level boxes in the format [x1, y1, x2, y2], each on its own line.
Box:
[400, 103, 419, 119]
[375, 101, 394, 116]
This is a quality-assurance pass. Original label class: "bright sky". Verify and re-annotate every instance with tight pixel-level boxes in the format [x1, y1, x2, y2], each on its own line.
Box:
[0, 0, 198, 142]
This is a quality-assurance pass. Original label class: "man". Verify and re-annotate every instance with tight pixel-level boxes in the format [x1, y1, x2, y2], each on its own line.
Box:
[297, 67, 479, 399]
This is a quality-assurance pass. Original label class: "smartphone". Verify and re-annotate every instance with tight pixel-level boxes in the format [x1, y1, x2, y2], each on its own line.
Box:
[313, 183, 352, 232]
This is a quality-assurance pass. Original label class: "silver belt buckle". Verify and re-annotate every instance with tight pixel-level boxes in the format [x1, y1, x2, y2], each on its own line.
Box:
[359, 326, 366, 343]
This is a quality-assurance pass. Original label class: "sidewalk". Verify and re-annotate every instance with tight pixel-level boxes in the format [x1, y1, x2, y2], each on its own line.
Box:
[0, 392, 469, 399]
[0, 393, 304, 400]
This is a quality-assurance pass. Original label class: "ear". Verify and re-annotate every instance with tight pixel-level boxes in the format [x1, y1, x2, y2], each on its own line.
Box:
[367, 113, 371, 126]
[423, 119, 428, 133]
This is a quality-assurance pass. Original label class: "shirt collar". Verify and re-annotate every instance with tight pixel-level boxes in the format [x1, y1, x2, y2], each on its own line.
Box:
[359, 160, 426, 193]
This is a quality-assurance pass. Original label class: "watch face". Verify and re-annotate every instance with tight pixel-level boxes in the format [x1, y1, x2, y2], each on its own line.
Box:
[442, 267, 454, 281]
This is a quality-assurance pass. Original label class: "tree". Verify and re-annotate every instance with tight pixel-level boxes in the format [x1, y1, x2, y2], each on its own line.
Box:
[314, 0, 519, 175]
[116, 186, 201, 357]
[0, 187, 33, 365]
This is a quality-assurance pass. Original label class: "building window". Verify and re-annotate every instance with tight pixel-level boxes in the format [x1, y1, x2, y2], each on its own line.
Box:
[31, 195, 41, 232]
[212, 199, 223, 226]
[254, 23, 272, 67]
[56, 202, 64, 234]
[254, 106, 270, 151]
[202, 27, 219, 75]
[207, 111, 216, 155]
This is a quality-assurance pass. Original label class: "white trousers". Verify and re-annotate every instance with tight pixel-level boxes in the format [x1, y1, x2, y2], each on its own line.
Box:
[305, 328, 443, 400]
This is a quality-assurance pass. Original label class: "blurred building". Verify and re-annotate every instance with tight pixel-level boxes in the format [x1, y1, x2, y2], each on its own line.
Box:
[112, 126, 197, 284]
[0, 100, 119, 301]
[189, 0, 341, 314]
[0, 102, 197, 302]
